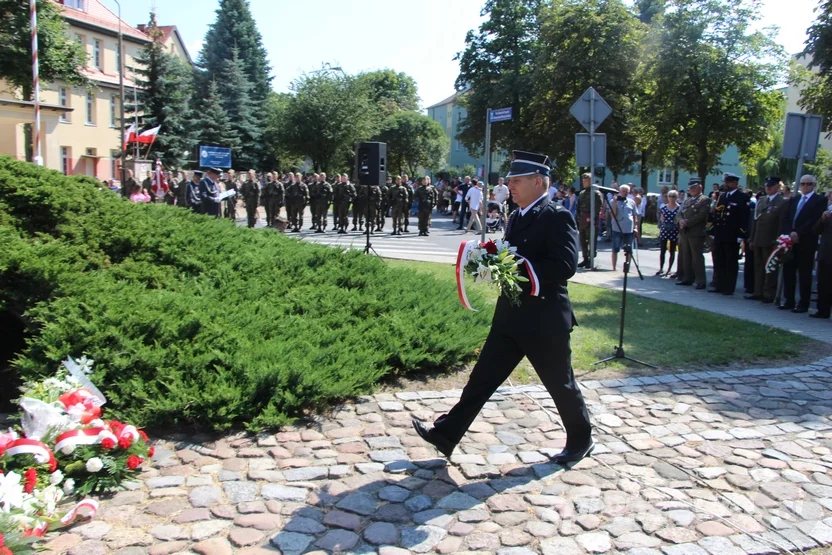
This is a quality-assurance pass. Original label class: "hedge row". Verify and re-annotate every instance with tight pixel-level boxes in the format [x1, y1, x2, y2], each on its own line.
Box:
[0, 157, 490, 431]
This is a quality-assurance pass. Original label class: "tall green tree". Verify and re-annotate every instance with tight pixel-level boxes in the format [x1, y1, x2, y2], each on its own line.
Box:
[262, 92, 304, 172]
[0, 0, 88, 98]
[635, 0, 666, 23]
[798, 0, 832, 133]
[280, 71, 376, 173]
[645, 0, 785, 180]
[193, 79, 240, 154]
[128, 14, 194, 169]
[196, 0, 271, 104]
[454, 0, 541, 157]
[355, 69, 420, 118]
[376, 112, 449, 175]
[528, 0, 646, 181]
[218, 48, 261, 170]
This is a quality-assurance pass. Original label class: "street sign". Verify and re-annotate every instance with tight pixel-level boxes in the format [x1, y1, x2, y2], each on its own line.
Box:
[569, 87, 612, 132]
[199, 145, 232, 168]
[489, 107, 513, 123]
[783, 112, 823, 161]
[575, 133, 606, 167]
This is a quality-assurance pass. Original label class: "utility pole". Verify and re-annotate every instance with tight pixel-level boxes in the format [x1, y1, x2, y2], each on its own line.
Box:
[114, 0, 125, 184]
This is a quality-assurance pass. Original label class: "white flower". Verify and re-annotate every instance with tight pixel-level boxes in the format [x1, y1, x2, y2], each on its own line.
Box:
[467, 247, 484, 264]
[49, 470, 64, 485]
[476, 264, 493, 283]
[89, 419, 106, 428]
[86, 457, 104, 473]
[63, 478, 76, 495]
[61, 444, 76, 455]
[0, 471, 26, 512]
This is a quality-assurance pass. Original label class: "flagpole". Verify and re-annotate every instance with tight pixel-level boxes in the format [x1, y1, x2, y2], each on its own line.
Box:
[31, 0, 43, 166]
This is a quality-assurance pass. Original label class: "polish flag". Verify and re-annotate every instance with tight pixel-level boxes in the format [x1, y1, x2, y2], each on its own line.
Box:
[123, 123, 136, 150]
[151, 159, 168, 196]
[134, 125, 161, 145]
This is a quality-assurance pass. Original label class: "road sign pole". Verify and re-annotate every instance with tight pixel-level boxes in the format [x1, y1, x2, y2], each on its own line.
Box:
[483, 109, 491, 243]
[795, 116, 809, 194]
[589, 89, 596, 270]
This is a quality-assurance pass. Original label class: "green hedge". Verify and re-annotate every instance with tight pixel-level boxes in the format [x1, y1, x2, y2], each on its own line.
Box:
[0, 157, 489, 431]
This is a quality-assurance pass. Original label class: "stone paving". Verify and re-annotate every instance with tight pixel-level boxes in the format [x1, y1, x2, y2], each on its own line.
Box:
[44, 356, 832, 555]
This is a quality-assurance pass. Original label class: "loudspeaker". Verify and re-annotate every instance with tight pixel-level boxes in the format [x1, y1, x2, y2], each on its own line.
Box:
[355, 142, 387, 186]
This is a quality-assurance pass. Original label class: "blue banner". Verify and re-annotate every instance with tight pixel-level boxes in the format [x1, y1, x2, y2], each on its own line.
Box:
[199, 145, 232, 168]
[489, 107, 513, 123]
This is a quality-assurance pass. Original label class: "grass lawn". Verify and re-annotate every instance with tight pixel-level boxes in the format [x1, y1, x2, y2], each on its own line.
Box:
[641, 222, 659, 238]
[387, 259, 812, 382]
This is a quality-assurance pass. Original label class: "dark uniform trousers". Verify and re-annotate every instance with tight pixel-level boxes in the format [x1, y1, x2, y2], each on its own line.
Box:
[417, 206, 432, 234]
[433, 197, 592, 450]
[816, 260, 831, 317]
[713, 240, 740, 294]
[245, 201, 258, 228]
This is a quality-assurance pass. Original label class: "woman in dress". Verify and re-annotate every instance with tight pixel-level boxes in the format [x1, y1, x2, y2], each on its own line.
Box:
[657, 189, 680, 276]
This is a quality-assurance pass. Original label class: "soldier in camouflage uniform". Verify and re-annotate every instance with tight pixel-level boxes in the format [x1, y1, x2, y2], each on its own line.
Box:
[388, 176, 408, 236]
[366, 183, 382, 234]
[222, 170, 237, 220]
[402, 179, 414, 233]
[307, 173, 321, 230]
[262, 172, 279, 227]
[415, 177, 438, 236]
[353, 181, 367, 231]
[376, 177, 391, 231]
[273, 173, 285, 223]
[240, 171, 260, 228]
[286, 172, 309, 232]
[576, 172, 604, 268]
[284, 174, 297, 229]
[316, 173, 333, 233]
[334, 175, 356, 234]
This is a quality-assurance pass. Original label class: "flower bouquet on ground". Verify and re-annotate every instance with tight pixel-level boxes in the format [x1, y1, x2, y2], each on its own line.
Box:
[0, 356, 152, 538]
[765, 234, 794, 274]
[455, 239, 539, 311]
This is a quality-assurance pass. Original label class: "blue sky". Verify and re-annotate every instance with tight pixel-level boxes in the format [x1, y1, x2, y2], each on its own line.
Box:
[103, 0, 819, 110]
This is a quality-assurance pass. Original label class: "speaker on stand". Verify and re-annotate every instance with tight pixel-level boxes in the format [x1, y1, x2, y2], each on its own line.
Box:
[355, 142, 387, 256]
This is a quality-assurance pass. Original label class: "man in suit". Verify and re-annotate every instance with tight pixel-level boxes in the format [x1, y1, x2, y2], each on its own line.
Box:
[675, 180, 710, 288]
[412, 151, 593, 465]
[709, 173, 750, 295]
[199, 167, 223, 218]
[780, 175, 828, 312]
[812, 200, 832, 319]
[746, 176, 789, 303]
[186, 170, 204, 213]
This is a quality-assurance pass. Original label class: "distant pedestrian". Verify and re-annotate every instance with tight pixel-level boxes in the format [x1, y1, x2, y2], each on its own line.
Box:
[610, 184, 638, 272]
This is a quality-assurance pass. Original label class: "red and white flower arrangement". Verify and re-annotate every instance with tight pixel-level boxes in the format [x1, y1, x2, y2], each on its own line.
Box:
[455, 239, 539, 310]
[0, 357, 152, 543]
[765, 234, 794, 274]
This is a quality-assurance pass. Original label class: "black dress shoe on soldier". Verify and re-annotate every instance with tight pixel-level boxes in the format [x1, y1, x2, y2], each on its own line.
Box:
[779, 304, 795, 310]
[792, 307, 809, 314]
[676, 281, 693, 286]
[809, 311, 830, 319]
[412, 417, 455, 458]
[695, 284, 706, 290]
[761, 298, 773, 304]
[744, 295, 762, 300]
[551, 441, 596, 465]
[708, 289, 721, 293]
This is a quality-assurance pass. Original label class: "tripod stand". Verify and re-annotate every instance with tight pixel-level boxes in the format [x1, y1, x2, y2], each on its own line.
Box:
[592, 188, 656, 369]
[362, 184, 381, 257]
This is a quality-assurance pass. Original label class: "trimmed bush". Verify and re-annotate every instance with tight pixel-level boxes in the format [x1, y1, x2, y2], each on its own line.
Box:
[0, 157, 490, 431]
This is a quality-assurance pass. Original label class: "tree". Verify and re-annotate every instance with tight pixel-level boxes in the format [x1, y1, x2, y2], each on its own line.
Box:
[128, 14, 194, 169]
[280, 71, 376, 173]
[262, 92, 304, 172]
[645, 0, 785, 180]
[0, 0, 88, 97]
[635, 0, 666, 23]
[528, 0, 646, 181]
[798, 1, 832, 133]
[454, 0, 541, 157]
[376, 112, 449, 175]
[218, 48, 261, 170]
[193, 79, 240, 154]
[196, 0, 271, 105]
[355, 69, 420, 118]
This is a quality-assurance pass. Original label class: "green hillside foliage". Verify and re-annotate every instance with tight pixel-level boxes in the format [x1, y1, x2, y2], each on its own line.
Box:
[0, 157, 489, 431]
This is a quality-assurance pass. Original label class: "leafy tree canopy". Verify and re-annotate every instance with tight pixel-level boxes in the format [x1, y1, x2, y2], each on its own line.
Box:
[356, 69, 420, 118]
[376, 112, 449, 176]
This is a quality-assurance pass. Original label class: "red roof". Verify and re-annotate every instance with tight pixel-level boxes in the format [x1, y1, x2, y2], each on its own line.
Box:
[55, 0, 149, 42]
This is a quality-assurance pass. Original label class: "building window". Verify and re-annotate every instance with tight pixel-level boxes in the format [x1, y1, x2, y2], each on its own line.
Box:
[64, 0, 86, 10]
[61, 147, 71, 175]
[110, 95, 118, 127]
[86, 91, 95, 125]
[93, 39, 101, 70]
[59, 87, 69, 122]
[111, 150, 120, 181]
[658, 167, 673, 184]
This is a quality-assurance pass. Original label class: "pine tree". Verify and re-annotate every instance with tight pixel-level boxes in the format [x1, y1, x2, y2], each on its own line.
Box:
[218, 48, 261, 170]
[193, 79, 241, 153]
[197, 0, 271, 105]
[128, 13, 194, 169]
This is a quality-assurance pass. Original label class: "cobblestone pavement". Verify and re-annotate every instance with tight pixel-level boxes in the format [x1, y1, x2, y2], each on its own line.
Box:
[45, 357, 832, 555]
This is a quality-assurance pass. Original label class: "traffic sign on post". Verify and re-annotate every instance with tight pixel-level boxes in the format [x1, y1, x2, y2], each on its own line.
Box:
[489, 107, 513, 123]
[575, 133, 607, 168]
[783, 113, 823, 161]
[570, 87, 612, 133]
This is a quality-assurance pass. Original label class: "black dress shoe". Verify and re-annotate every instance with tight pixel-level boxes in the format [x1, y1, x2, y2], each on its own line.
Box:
[792, 307, 809, 314]
[551, 441, 596, 465]
[761, 298, 773, 304]
[744, 295, 762, 300]
[722, 292, 734, 296]
[779, 304, 795, 310]
[676, 281, 693, 286]
[809, 311, 830, 319]
[695, 284, 706, 290]
[708, 289, 721, 293]
[411, 418, 455, 458]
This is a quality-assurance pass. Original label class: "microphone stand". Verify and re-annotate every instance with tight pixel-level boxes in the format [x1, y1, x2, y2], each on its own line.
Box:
[591, 187, 656, 369]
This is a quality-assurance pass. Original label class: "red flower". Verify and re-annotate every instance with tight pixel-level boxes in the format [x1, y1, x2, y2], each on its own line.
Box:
[148, 447, 155, 458]
[118, 436, 132, 449]
[126, 456, 143, 470]
[109, 421, 124, 435]
[480, 240, 498, 255]
[23, 468, 37, 493]
[0, 532, 5, 546]
[101, 437, 115, 450]
[138, 430, 149, 442]
[0, 547, 11, 555]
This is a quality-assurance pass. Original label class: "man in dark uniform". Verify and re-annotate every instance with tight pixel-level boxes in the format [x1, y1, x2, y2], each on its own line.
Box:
[709, 173, 749, 295]
[402, 179, 414, 233]
[175, 171, 189, 208]
[746, 176, 788, 303]
[389, 176, 408, 236]
[576, 172, 604, 268]
[224, 170, 238, 220]
[412, 151, 593, 464]
[315, 173, 333, 233]
[308, 173, 322, 231]
[354, 183, 368, 231]
[415, 177, 437, 236]
[812, 202, 832, 319]
[186, 170, 204, 213]
[286, 172, 309, 232]
[199, 167, 223, 218]
[240, 171, 260, 228]
[780, 174, 828, 312]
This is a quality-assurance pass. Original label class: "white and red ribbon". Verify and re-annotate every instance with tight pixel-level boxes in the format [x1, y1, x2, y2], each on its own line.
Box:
[4, 438, 56, 470]
[53, 427, 116, 453]
[765, 234, 793, 274]
[455, 240, 540, 312]
[119, 425, 140, 442]
[59, 498, 99, 526]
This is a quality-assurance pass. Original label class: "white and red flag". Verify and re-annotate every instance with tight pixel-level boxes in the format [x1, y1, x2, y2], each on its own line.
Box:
[123, 122, 136, 150]
[135, 125, 161, 144]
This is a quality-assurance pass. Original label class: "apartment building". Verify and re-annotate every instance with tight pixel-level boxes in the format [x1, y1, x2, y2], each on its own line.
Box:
[0, 0, 191, 181]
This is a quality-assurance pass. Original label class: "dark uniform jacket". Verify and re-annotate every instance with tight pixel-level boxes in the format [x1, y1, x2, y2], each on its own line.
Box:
[498, 196, 579, 334]
[198, 176, 221, 212]
[815, 211, 832, 263]
[711, 189, 750, 242]
[749, 194, 788, 248]
[186, 179, 202, 210]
